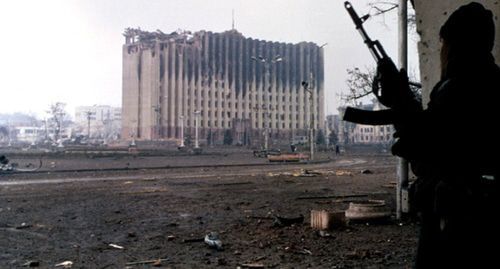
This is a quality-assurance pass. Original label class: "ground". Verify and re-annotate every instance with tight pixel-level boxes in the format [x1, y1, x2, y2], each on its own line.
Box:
[0, 148, 418, 268]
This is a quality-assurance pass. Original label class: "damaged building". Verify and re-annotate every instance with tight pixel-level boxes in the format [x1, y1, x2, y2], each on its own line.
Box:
[121, 28, 324, 145]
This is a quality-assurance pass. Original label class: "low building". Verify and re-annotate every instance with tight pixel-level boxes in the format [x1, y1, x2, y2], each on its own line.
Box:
[74, 105, 121, 139]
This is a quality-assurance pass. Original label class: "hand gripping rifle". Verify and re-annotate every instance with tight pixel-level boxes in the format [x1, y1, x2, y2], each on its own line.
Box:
[342, 1, 421, 125]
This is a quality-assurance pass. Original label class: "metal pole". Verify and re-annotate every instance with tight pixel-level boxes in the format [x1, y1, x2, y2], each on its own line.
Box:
[180, 115, 185, 147]
[86, 111, 91, 138]
[397, 0, 409, 220]
[264, 63, 270, 150]
[310, 73, 315, 161]
[194, 111, 200, 148]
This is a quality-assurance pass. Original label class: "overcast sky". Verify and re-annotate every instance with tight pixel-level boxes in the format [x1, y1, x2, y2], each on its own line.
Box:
[0, 0, 419, 118]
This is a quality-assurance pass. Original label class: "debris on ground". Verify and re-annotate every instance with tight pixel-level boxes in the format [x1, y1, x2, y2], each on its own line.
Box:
[238, 263, 265, 268]
[311, 210, 347, 230]
[345, 200, 391, 221]
[54, 261, 73, 268]
[335, 170, 353, 176]
[167, 235, 176, 241]
[125, 258, 169, 266]
[317, 230, 335, 238]
[272, 214, 304, 227]
[297, 194, 368, 200]
[21, 260, 39, 267]
[204, 232, 223, 250]
[16, 223, 32, 229]
[183, 237, 204, 243]
[108, 243, 124, 249]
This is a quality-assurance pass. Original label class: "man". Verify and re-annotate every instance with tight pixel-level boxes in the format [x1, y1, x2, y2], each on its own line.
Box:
[376, 2, 499, 268]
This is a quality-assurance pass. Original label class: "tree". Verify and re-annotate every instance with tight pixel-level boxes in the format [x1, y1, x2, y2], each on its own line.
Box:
[47, 102, 67, 142]
[206, 130, 212, 146]
[223, 130, 233, 145]
[316, 129, 326, 145]
[329, 131, 339, 146]
[340, 67, 421, 107]
[184, 134, 192, 146]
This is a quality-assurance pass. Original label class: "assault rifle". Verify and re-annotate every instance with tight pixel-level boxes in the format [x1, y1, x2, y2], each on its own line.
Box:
[342, 1, 421, 125]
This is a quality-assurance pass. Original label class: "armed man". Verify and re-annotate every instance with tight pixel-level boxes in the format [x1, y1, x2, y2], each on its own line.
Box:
[374, 2, 499, 268]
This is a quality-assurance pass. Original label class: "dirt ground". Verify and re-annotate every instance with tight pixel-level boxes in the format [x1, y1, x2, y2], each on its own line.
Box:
[0, 150, 418, 269]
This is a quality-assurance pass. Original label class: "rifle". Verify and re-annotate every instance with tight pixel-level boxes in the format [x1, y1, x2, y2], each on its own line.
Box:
[342, 1, 421, 125]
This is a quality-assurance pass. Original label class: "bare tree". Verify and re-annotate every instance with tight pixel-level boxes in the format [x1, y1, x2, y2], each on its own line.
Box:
[47, 102, 67, 142]
[340, 67, 421, 107]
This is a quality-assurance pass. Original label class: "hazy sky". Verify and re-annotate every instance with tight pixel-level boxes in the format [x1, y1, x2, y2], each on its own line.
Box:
[0, 0, 419, 118]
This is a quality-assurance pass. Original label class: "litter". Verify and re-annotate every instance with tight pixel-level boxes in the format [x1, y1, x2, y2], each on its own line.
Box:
[55, 261, 73, 268]
[204, 232, 223, 250]
[109, 243, 124, 249]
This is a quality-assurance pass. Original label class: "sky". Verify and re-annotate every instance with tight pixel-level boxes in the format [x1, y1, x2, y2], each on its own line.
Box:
[0, 0, 419, 118]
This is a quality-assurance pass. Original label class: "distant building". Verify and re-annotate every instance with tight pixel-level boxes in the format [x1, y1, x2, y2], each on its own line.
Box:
[121, 28, 325, 145]
[74, 105, 121, 139]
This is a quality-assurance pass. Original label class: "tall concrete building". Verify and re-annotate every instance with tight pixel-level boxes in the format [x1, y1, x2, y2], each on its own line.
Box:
[122, 28, 324, 144]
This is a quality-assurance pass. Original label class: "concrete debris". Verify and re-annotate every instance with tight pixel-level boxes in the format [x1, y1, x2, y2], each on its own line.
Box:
[311, 210, 347, 230]
[345, 200, 391, 221]
[204, 232, 223, 250]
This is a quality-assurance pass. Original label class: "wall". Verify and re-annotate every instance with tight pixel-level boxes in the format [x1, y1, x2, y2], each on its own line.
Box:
[414, 0, 500, 105]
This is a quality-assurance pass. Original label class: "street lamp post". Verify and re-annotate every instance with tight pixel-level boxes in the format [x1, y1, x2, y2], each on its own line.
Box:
[180, 115, 185, 147]
[302, 77, 314, 161]
[194, 110, 201, 149]
[251, 55, 282, 150]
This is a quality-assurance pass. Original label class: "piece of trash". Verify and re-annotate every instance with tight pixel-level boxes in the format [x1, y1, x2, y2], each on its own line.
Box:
[16, 223, 32, 229]
[55, 261, 73, 268]
[335, 170, 353, 176]
[273, 214, 304, 227]
[126, 258, 169, 266]
[167, 235, 176, 241]
[21, 260, 39, 267]
[296, 248, 313, 255]
[239, 263, 265, 268]
[108, 243, 124, 249]
[361, 169, 373, 174]
[183, 237, 204, 243]
[317, 230, 334, 238]
[204, 232, 223, 250]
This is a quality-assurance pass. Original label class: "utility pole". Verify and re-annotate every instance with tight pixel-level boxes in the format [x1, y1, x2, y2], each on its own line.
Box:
[85, 111, 92, 139]
[302, 77, 315, 161]
[194, 110, 201, 149]
[397, 0, 409, 220]
[179, 115, 185, 147]
[251, 55, 282, 150]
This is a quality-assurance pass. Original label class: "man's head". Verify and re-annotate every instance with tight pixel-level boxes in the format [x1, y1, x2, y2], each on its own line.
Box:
[439, 2, 495, 75]
[440, 2, 495, 53]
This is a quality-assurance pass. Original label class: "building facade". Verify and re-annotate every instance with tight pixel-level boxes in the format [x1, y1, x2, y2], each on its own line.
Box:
[75, 105, 121, 139]
[121, 28, 324, 144]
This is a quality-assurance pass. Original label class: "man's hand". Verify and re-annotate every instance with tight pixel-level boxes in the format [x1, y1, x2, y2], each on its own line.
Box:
[374, 58, 414, 109]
